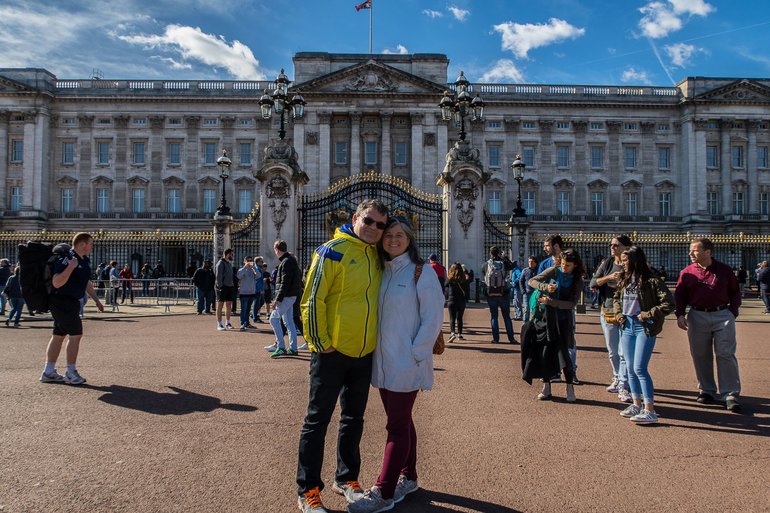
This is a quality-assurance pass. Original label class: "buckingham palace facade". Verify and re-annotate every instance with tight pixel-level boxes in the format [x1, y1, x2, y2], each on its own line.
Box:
[2, 52, 770, 237]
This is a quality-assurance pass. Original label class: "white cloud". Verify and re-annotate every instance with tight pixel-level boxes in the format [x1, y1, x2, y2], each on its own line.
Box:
[621, 67, 653, 85]
[493, 18, 585, 59]
[448, 6, 470, 22]
[480, 59, 525, 83]
[669, 0, 715, 16]
[664, 42, 702, 67]
[150, 55, 193, 70]
[383, 44, 409, 55]
[118, 24, 265, 80]
[638, 0, 715, 39]
[422, 9, 443, 18]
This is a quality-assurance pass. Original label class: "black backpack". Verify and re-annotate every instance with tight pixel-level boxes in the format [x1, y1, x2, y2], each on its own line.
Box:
[17, 241, 72, 313]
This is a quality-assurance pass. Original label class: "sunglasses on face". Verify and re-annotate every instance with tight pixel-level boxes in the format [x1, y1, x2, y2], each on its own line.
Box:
[362, 216, 387, 230]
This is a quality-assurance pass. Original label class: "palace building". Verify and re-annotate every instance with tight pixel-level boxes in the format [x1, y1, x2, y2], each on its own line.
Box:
[1, 52, 769, 273]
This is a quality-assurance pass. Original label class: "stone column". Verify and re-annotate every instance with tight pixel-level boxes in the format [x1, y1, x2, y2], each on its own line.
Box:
[149, 115, 165, 210]
[21, 112, 36, 211]
[114, 115, 130, 210]
[381, 112, 392, 175]
[0, 111, 8, 211]
[256, 140, 309, 268]
[437, 139, 488, 267]
[212, 213, 234, 264]
[77, 115, 94, 210]
[606, 120, 622, 212]
[350, 112, 361, 173]
[691, 120, 709, 217]
[184, 116, 201, 211]
[719, 119, 732, 214]
[574, 120, 590, 212]
[410, 113, 424, 189]
[747, 120, 759, 214]
[318, 112, 331, 188]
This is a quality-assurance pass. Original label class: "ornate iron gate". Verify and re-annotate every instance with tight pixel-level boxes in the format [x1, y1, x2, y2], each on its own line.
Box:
[298, 172, 443, 268]
[231, 205, 261, 263]
[483, 210, 512, 260]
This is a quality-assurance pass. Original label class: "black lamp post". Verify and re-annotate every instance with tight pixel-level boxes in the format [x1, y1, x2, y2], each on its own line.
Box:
[509, 154, 529, 260]
[439, 71, 484, 141]
[216, 149, 232, 216]
[258, 68, 306, 140]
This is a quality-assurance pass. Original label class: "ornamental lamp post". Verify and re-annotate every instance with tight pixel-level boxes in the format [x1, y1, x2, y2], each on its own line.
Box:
[216, 149, 232, 216]
[258, 68, 306, 140]
[438, 70, 484, 141]
[509, 154, 530, 261]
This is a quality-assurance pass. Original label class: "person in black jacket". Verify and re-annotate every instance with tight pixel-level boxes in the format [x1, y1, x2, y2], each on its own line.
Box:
[445, 262, 468, 342]
[192, 259, 215, 314]
[3, 265, 23, 327]
[269, 240, 302, 357]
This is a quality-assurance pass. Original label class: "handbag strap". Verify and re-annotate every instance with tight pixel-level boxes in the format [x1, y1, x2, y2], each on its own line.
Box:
[413, 262, 424, 283]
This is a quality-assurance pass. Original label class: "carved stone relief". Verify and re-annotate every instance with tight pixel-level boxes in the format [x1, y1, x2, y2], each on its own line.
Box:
[305, 131, 319, 145]
[343, 69, 397, 92]
[454, 177, 479, 239]
[266, 175, 291, 233]
[423, 133, 435, 146]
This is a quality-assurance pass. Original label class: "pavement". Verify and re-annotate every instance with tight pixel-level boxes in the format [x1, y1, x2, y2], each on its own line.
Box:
[1, 299, 768, 513]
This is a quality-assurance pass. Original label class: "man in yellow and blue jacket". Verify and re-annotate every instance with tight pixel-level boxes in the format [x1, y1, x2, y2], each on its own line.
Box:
[296, 199, 389, 513]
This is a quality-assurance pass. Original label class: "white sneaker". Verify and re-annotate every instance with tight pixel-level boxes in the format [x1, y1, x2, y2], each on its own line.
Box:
[225, 323, 234, 330]
[618, 387, 633, 403]
[631, 409, 658, 424]
[217, 323, 225, 331]
[64, 369, 87, 385]
[40, 370, 66, 383]
[393, 475, 418, 503]
[346, 487, 394, 513]
[606, 378, 620, 393]
[447, 332, 456, 343]
[332, 480, 365, 504]
[298, 343, 309, 351]
[264, 343, 278, 352]
[620, 404, 641, 418]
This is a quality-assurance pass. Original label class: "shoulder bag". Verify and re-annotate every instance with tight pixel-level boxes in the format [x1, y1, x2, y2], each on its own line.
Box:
[414, 263, 445, 355]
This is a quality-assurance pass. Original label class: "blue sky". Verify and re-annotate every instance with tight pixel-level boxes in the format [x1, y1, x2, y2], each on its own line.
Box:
[1, 0, 769, 86]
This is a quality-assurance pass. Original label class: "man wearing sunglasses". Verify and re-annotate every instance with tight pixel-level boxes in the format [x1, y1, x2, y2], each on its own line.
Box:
[296, 199, 388, 513]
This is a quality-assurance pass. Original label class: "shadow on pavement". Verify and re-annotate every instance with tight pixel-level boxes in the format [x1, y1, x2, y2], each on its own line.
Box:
[446, 345, 518, 355]
[82, 384, 257, 415]
[403, 489, 524, 512]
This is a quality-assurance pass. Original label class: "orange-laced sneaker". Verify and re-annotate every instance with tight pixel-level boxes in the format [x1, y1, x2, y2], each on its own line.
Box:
[298, 487, 327, 513]
[332, 480, 366, 503]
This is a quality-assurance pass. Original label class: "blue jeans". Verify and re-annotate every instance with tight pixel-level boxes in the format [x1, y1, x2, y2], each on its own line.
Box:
[512, 288, 523, 320]
[196, 288, 214, 313]
[620, 316, 657, 403]
[270, 296, 297, 350]
[239, 295, 255, 327]
[487, 295, 515, 343]
[522, 292, 532, 323]
[7, 297, 23, 324]
[0, 285, 6, 314]
[600, 314, 627, 385]
[252, 291, 265, 319]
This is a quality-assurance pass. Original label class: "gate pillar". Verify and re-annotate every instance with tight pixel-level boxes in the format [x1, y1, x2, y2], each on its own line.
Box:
[256, 139, 309, 269]
[437, 139, 490, 271]
[212, 213, 234, 262]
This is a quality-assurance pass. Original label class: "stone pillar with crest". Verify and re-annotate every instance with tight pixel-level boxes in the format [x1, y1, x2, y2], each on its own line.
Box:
[256, 139, 309, 269]
[436, 139, 490, 271]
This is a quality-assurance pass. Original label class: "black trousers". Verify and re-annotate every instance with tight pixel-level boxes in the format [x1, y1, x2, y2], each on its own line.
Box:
[296, 351, 373, 495]
[447, 302, 466, 335]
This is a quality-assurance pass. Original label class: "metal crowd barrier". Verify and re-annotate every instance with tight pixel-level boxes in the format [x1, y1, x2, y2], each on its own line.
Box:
[91, 278, 195, 311]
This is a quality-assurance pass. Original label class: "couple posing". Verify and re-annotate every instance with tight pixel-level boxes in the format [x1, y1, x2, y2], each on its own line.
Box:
[296, 199, 444, 513]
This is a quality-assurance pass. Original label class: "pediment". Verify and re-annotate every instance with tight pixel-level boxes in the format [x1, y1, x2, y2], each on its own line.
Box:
[294, 60, 446, 95]
[655, 179, 676, 189]
[56, 175, 79, 186]
[587, 179, 609, 189]
[621, 179, 643, 189]
[732, 179, 748, 187]
[198, 176, 220, 186]
[91, 175, 114, 185]
[162, 175, 185, 186]
[233, 176, 256, 186]
[695, 79, 770, 103]
[486, 178, 506, 187]
[0, 76, 32, 93]
[553, 179, 575, 188]
[522, 178, 539, 188]
[127, 175, 150, 186]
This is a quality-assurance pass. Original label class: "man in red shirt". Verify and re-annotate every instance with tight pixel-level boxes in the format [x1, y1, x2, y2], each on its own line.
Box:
[675, 238, 742, 413]
[428, 254, 447, 289]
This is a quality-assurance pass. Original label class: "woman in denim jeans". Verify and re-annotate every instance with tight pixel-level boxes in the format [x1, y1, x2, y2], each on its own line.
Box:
[613, 246, 674, 424]
[590, 234, 633, 400]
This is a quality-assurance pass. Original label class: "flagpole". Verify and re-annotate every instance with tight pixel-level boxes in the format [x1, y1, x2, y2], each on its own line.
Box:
[369, 0, 373, 55]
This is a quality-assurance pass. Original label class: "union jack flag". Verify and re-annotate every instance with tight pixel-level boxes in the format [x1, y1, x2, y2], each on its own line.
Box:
[355, 0, 371, 11]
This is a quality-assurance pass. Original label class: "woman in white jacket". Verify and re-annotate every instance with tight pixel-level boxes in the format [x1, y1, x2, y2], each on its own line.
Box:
[348, 216, 444, 513]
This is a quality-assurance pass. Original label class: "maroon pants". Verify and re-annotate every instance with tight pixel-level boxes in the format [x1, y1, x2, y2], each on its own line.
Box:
[375, 388, 419, 499]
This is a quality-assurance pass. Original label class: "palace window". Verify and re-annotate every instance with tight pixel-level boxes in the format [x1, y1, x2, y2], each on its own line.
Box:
[98, 142, 110, 165]
[364, 142, 378, 165]
[590, 146, 604, 169]
[731, 146, 744, 168]
[707, 192, 720, 215]
[240, 143, 252, 165]
[733, 192, 745, 215]
[625, 192, 638, 216]
[658, 192, 671, 217]
[168, 143, 181, 165]
[624, 146, 637, 169]
[522, 146, 535, 167]
[591, 192, 604, 216]
[334, 142, 348, 165]
[62, 142, 75, 164]
[204, 143, 217, 165]
[202, 189, 217, 213]
[239, 190, 252, 214]
[706, 146, 718, 168]
[624, 122, 638, 131]
[658, 147, 671, 169]
[557, 122, 570, 129]
[487, 121, 501, 129]
[760, 193, 769, 215]
[132, 142, 145, 165]
[487, 191, 501, 214]
[557, 191, 570, 216]
[96, 188, 110, 213]
[133, 118, 146, 126]
[522, 121, 536, 129]
[167, 189, 181, 213]
[487, 145, 500, 168]
[758, 146, 768, 168]
[590, 122, 603, 130]
[10, 187, 22, 210]
[557, 146, 570, 168]
[61, 188, 74, 213]
[394, 142, 408, 166]
[131, 188, 145, 212]
[11, 140, 23, 162]
[523, 191, 536, 215]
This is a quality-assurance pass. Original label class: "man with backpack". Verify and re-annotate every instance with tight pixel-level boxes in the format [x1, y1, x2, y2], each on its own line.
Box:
[481, 246, 516, 344]
[40, 232, 104, 385]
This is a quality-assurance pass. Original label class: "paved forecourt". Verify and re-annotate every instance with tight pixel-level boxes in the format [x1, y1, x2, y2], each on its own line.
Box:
[1, 301, 768, 513]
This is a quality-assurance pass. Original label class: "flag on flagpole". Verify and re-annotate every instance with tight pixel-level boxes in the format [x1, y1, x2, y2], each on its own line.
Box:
[355, 0, 371, 11]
